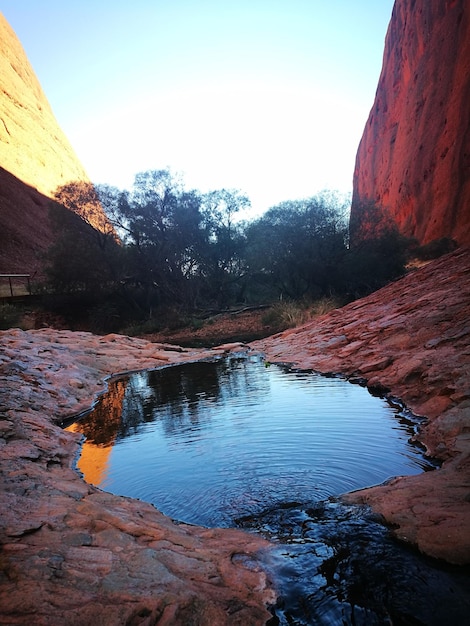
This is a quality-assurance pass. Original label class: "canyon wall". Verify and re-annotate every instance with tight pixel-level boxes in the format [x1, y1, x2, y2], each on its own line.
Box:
[351, 0, 470, 245]
[0, 13, 111, 274]
[0, 13, 90, 197]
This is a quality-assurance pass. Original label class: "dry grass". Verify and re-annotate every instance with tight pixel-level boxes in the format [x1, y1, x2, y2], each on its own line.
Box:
[309, 296, 341, 317]
[262, 297, 341, 332]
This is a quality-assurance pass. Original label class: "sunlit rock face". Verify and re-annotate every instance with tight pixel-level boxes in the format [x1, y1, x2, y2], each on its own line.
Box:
[351, 0, 470, 245]
[0, 13, 90, 195]
[0, 13, 112, 273]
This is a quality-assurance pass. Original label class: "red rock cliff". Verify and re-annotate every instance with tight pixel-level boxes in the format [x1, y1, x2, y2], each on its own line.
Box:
[0, 13, 91, 196]
[351, 0, 470, 245]
[0, 13, 113, 274]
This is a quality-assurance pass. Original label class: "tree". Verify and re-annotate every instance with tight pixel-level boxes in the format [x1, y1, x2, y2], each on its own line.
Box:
[199, 189, 251, 307]
[94, 170, 210, 313]
[244, 192, 350, 301]
[343, 200, 412, 298]
[47, 182, 124, 304]
[45, 200, 121, 294]
[46, 169, 412, 334]
[53, 181, 116, 248]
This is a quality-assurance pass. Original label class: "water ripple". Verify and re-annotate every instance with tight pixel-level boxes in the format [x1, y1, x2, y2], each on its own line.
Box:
[69, 355, 435, 527]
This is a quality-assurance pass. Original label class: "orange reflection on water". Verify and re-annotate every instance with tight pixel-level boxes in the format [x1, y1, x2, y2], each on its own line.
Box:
[66, 378, 128, 487]
[66, 426, 112, 486]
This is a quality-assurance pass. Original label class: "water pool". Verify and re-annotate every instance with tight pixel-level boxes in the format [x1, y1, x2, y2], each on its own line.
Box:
[67, 354, 432, 527]
[66, 355, 470, 625]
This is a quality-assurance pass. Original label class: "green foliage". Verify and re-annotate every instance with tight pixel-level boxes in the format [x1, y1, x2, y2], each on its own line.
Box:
[122, 318, 165, 337]
[198, 188, 250, 307]
[53, 180, 115, 237]
[45, 202, 121, 294]
[44, 170, 415, 334]
[245, 192, 350, 301]
[343, 225, 412, 299]
[86, 301, 122, 334]
[122, 306, 192, 337]
[344, 199, 414, 295]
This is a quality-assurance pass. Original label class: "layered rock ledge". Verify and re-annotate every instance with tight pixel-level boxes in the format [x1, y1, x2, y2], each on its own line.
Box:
[1, 248, 469, 624]
[252, 246, 470, 565]
[0, 335, 274, 625]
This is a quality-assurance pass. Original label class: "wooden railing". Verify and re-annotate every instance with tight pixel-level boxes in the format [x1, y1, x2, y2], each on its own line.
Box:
[0, 274, 32, 297]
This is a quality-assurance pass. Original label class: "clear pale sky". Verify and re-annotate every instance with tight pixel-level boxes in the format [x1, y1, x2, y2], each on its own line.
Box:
[2, 1, 394, 217]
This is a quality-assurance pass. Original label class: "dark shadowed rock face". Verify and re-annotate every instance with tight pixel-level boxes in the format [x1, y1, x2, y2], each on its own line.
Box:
[0, 167, 66, 275]
[351, 0, 470, 245]
[0, 13, 113, 273]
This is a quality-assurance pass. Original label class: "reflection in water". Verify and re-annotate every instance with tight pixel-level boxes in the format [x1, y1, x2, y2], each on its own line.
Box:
[67, 355, 435, 525]
[67, 377, 127, 485]
[66, 355, 470, 625]
[243, 500, 470, 626]
[65, 431, 112, 486]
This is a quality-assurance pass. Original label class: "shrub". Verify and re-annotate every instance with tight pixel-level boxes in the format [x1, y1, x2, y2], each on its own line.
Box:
[0, 304, 22, 330]
[309, 296, 342, 317]
[343, 227, 412, 299]
[262, 297, 341, 332]
[122, 307, 189, 336]
[123, 318, 165, 337]
[413, 238, 458, 261]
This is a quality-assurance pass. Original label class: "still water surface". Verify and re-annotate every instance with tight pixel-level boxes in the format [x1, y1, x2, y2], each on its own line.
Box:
[68, 354, 431, 527]
[67, 355, 470, 625]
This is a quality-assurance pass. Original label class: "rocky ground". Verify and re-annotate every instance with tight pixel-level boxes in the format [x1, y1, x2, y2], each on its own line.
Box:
[1, 246, 469, 624]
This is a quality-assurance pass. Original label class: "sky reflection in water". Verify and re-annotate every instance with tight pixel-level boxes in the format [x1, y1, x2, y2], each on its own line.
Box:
[66, 356, 470, 626]
[68, 354, 433, 528]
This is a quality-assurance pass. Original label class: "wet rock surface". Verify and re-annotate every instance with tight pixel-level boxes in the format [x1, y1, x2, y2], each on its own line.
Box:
[252, 247, 470, 565]
[0, 332, 274, 625]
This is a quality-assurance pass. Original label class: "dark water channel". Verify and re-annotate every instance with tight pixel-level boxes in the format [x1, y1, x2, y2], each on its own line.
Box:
[67, 355, 470, 625]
